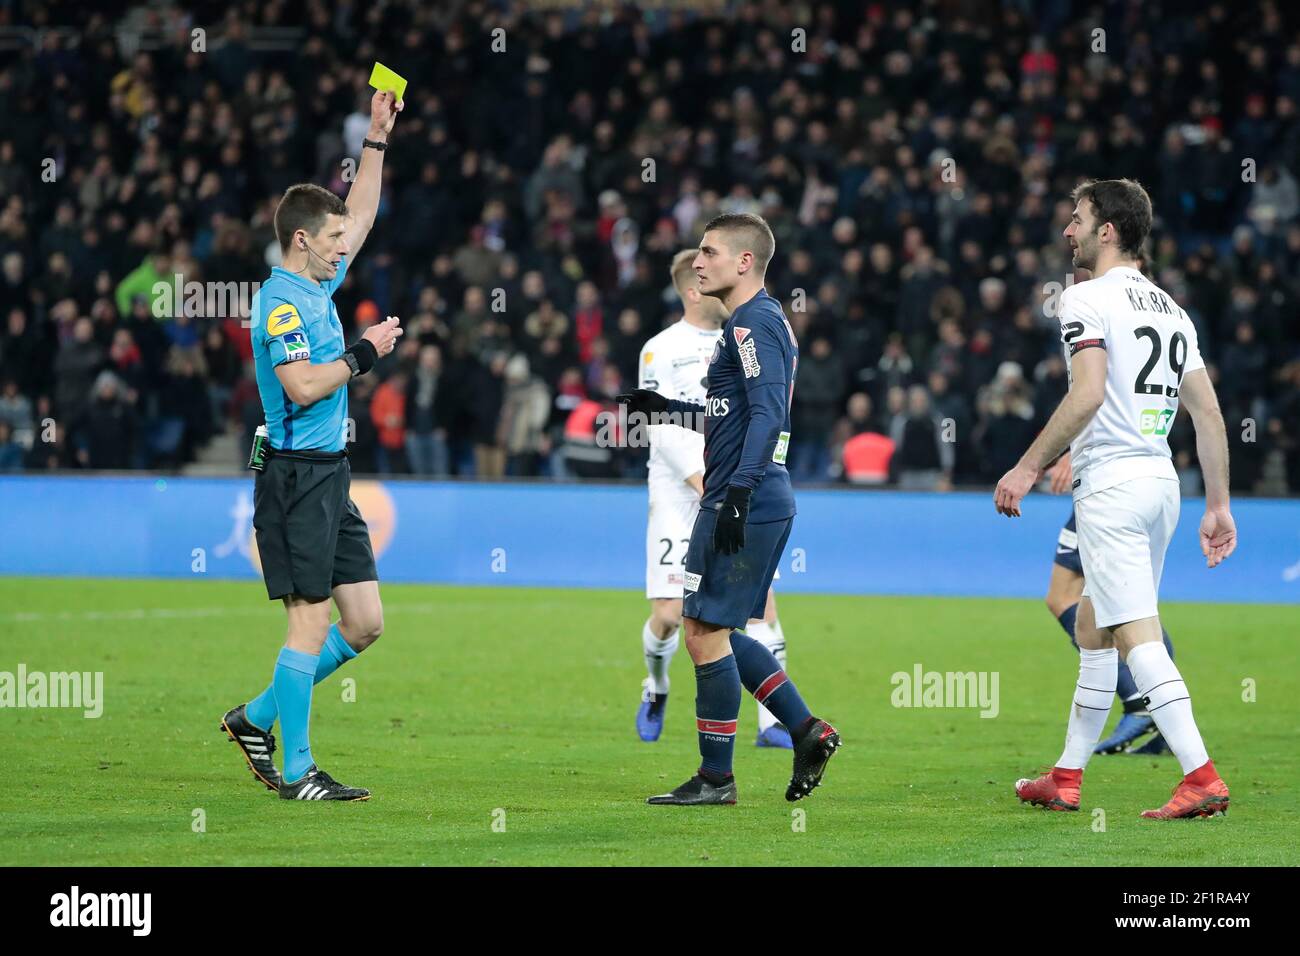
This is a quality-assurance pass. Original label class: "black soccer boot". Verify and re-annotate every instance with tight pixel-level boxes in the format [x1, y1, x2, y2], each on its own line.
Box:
[785, 717, 841, 801]
[647, 771, 738, 805]
[279, 765, 371, 801]
[220, 703, 282, 791]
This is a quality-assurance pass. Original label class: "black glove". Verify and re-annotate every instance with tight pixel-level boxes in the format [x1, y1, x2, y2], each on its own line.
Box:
[615, 388, 669, 416]
[713, 485, 751, 555]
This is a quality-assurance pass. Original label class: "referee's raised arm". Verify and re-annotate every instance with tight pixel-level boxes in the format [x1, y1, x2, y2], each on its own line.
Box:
[339, 89, 403, 263]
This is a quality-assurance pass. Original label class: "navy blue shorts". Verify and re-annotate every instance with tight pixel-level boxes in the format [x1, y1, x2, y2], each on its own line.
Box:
[683, 509, 792, 630]
[1052, 508, 1083, 575]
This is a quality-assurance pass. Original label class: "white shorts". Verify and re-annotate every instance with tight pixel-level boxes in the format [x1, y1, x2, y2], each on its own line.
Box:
[644, 493, 782, 600]
[646, 494, 700, 598]
[1076, 476, 1179, 629]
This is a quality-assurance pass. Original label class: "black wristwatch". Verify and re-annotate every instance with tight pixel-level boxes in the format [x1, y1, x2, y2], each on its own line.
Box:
[362, 138, 388, 152]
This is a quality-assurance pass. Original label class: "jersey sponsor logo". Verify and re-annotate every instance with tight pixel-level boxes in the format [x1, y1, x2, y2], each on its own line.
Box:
[267, 302, 302, 335]
[705, 396, 730, 417]
[683, 570, 701, 592]
[739, 337, 761, 378]
[1061, 321, 1085, 343]
[733, 326, 751, 345]
[280, 330, 310, 361]
[672, 356, 700, 368]
[1068, 337, 1106, 355]
[1139, 407, 1175, 436]
[773, 430, 790, 465]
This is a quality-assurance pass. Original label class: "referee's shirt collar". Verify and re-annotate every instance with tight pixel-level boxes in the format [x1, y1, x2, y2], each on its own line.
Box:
[270, 266, 326, 296]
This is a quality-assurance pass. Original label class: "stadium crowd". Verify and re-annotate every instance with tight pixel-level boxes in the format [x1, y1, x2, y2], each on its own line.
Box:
[1, 0, 1298, 492]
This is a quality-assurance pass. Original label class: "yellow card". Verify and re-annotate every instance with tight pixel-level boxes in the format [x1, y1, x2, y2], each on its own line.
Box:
[368, 62, 407, 101]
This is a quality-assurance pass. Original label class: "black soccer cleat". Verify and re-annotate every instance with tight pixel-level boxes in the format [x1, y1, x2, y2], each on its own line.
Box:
[647, 772, 738, 805]
[786, 718, 841, 801]
[220, 704, 281, 791]
[279, 765, 371, 801]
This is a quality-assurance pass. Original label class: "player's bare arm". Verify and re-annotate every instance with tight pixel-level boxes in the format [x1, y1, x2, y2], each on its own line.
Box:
[995, 348, 1106, 517]
[341, 90, 403, 261]
[1178, 367, 1237, 567]
[1048, 449, 1073, 495]
[275, 317, 403, 405]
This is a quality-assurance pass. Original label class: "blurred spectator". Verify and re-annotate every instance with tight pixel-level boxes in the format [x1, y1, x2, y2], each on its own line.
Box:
[497, 353, 551, 476]
[53, 317, 103, 430]
[0, 378, 33, 448]
[405, 344, 449, 476]
[83, 370, 136, 470]
[791, 336, 845, 481]
[888, 385, 954, 491]
[835, 392, 895, 485]
[0, 420, 22, 471]
[370, 371, 409, 475]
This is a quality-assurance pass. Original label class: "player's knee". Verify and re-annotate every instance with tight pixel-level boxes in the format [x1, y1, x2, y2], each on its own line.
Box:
[1045, 584, 1077, 619]
[651, 610, 682, 636]
[347, 611, 384, 650]
[683, 631, 711, 663]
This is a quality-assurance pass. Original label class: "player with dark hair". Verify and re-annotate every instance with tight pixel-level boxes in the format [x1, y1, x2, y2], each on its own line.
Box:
[619, 213, 840, 805]
[220, 90, 404, 801]
[634, 249, 795, 749]
[997, 179, 1235, 819]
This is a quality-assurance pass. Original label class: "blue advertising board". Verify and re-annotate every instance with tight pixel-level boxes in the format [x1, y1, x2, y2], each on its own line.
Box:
[1, 476, 1296, 603]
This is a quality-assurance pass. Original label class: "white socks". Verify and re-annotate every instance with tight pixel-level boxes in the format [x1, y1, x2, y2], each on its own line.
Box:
[746, 620, 787, 732]
[1125, 640, 1209, 775]
[642, 619, 679, 697]
[1057, 647, 1118, 770]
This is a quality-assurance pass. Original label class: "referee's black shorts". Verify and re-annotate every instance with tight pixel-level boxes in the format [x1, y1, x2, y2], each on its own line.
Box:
[253, 448, 378, 601]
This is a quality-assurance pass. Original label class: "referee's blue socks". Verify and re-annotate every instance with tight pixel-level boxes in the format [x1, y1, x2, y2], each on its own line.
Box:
[729, 630, 812, 737]
[246, 624, 357, 730]
[695, 656, 741, 781]
[274, 647, 319, 784]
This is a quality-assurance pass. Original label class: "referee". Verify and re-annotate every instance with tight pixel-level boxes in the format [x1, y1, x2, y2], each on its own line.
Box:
[220, 90, 404, 802]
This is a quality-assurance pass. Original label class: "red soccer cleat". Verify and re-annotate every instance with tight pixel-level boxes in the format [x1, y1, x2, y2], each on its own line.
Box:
[1015, 767, 1082, 811]
[1140, 761, 1229, 819]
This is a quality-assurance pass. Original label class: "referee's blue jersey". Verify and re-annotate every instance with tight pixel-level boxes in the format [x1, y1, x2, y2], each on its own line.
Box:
[250, 257, 350, 452]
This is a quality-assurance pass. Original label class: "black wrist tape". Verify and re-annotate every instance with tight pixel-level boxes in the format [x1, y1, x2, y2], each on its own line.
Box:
[345, 339, 379, 376]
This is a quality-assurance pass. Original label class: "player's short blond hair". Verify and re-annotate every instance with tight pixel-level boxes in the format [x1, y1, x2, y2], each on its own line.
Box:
[669, 249, 699, 297]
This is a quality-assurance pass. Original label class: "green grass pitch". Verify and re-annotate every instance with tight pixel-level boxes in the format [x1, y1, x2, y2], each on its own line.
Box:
[1, 577, 1296, 866]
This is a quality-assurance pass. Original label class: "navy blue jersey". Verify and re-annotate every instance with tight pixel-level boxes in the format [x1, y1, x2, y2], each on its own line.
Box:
[698, 288, 798, 523]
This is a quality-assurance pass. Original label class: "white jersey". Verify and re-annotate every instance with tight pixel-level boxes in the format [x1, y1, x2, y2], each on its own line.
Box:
[639, 318, 723, 500]
[1059, 266, 1205, 499]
